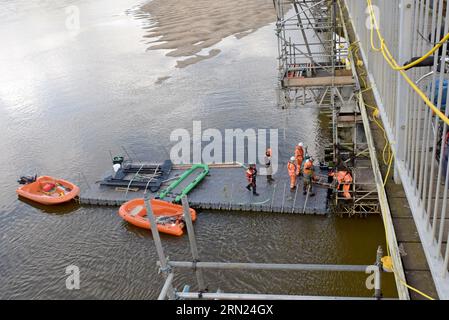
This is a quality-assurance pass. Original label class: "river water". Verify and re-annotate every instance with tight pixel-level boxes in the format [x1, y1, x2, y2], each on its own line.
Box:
[0, 0, 396, 299]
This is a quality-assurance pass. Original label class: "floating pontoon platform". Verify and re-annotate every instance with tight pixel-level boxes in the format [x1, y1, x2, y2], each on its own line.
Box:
[78, 163, 329, 215]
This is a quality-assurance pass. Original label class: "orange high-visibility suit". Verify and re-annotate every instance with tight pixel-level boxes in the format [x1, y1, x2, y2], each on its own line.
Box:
[303, 160, 315, 193]
[295, 146, 304, 175]
[287, 162, 296, 189]
[342, 172, 353, 199]
[330, 171, 353, 199]
[304, 160, 313, 172]
[246, 168, 254, 184]
[245, 167, 258, 195]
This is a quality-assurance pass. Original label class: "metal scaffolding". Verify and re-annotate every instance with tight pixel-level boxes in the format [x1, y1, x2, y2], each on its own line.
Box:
[146, 195, 388, 300]
[141, 0, 419, 301]
[274, 1, 380, 216]
[274, 0, 357, 108]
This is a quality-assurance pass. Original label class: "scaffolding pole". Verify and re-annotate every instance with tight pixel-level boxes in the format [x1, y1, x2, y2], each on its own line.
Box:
[275, 0, 350, 108]
[160, 261, 369, 272]
[151, 195, 385, 300]
[144, 193, 175, 300]
[181, 196, 207, 292]
[176, 292, 390, 300]
[157, 272, 174, 300]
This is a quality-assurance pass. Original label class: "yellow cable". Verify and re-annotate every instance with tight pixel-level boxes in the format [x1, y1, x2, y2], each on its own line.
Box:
[383, 149, 394, 187]
[366, 0, 449, 127]
[399, 279, 435, 300]
[363, 103, 433, 299]
[349, 42, 368, 88]
[342, 0, 435, 299]
[365, 103, 392, 165]
[368, 0, 382, 52]
[360, 86, 372, 94]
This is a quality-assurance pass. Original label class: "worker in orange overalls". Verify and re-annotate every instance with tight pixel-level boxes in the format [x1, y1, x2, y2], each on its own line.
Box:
[295, 142, 305, 176]
[288, 157, 297, 191]
[329, 168, 353, 199]
[303, 157, 316, 196]
[342, 171, 353, 199]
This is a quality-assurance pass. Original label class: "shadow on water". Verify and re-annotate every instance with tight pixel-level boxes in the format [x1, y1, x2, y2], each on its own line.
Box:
[122, 218, 191, 243]
[17, 197, 80, 215]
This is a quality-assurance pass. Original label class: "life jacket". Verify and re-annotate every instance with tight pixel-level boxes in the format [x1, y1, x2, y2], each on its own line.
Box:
[343, 172, 353, 184]
[304, 159, 313, 169]
[302, 161, 313, 177]
[246, 168, 254, 183]
[42, 183, 56, 192]
[336, 171, 346, 184]
[342, 172, 353, 199]
[287, 162, 296, 176]
[295, 146, 304, 159]
[334, 171, 352, 186]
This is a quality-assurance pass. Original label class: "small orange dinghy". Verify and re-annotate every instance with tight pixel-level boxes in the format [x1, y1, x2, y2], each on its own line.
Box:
[16, 175, 80, 205]
[118, 198, 196, 236]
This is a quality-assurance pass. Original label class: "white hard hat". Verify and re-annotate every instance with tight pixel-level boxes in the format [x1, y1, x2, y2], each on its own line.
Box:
[290, 156, 296, 161]
[298, 142, 303, 147]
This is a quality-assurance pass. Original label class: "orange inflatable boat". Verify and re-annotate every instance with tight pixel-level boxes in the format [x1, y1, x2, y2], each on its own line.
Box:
[118, 198, 197, 236]
[16, 176, 80, 205]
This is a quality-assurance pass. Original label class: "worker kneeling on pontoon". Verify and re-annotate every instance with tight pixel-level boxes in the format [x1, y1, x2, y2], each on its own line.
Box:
[329, 167, 353, 199]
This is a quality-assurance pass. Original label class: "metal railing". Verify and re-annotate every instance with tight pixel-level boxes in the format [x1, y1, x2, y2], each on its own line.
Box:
[345, 0, 449, 299]
[146, 195, 389, 300]
[275, 0, 349, 78]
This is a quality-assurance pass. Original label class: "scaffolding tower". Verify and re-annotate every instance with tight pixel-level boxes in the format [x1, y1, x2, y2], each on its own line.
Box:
[274, 0, 355, 107]
[274, 0, 379, 216]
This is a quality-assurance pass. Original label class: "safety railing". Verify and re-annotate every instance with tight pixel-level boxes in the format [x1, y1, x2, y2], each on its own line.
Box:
[148, 195, 389, 300]
[275, 0, 349, 80]
[345, 0, 449, 299]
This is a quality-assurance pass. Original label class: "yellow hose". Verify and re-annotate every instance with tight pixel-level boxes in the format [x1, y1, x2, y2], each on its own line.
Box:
[366, 0, 449, 127]
[399, 280, 435, 300]
[348, 2, 437, 299]
[368, 0, 449, 70]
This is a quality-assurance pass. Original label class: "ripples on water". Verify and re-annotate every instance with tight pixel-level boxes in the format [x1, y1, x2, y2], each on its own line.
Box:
[0, 0, 396, 299]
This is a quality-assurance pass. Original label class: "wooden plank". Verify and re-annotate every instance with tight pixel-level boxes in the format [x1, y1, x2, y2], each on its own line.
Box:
[283, 75, 355, 87]
[337, 115, 362, 122]
[335, 69, 353, 76]
[115, 187, 139, 192]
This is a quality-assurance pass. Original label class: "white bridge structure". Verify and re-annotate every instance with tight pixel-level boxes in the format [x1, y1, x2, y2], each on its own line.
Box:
[345, 0, 449, 299]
